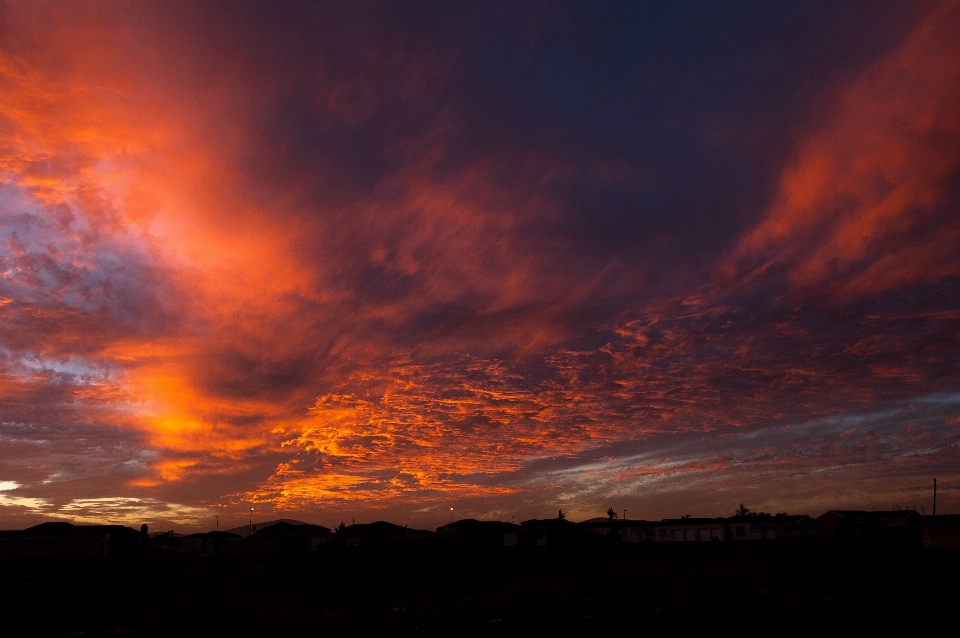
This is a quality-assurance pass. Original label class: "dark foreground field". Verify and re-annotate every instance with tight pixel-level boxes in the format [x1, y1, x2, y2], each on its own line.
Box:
[2, 538, 957, 637]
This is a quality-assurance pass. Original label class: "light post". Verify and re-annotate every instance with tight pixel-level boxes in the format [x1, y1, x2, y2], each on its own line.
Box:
[450, 507, 454, 523]
[249, 508, 253, 535]
[215, 515, 218, 531]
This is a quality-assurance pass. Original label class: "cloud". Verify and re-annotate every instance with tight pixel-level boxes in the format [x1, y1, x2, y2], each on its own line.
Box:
[0, 1, 957, 527]
[724, 0, 960, 298]
[56, 497, 208, 526]
[0, 493, 208, 527]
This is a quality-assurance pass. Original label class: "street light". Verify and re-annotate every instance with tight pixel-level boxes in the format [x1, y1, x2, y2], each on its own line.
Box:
[249, 508, 254, 535]
[450, 507, 454, 523]
[215, 515, 218, 531]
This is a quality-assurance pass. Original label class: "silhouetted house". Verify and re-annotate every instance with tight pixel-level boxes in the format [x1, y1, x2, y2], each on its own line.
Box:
[437, 519, 519, 547]
[519, 518, 583, 546]
[580, 517, 614, 535]
[148, 530, 184, 551]
[224, 518, 312, 538]
[179, 531, 243, 554]
[752, 514, 826, 539]
[720, 514, 822, 540]
[920, 514, 960, 549]
[0, 522, 143, 558]
[244, 522, 331, 553]
[815, 510, 924, 537]
[722, 518, 761, 541]
[580, 518, 658, 543]
[338, 521, 432, 547]
[654, 518, 728, 542]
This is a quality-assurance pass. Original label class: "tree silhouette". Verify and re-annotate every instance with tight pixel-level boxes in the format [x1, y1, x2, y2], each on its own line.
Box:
[735, 504, 750, 517]
[607, 507, 618, 521]
[558, 510, 566, 521]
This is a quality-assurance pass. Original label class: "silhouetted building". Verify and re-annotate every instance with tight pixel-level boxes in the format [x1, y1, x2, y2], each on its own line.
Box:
[921, 514, 960, 549]
[650, 514, 825, 542]
[437, 519, 519, 547]
[244, 522, 331, 553]
[147, 530, 184, 552]
[337, 521, 432, 547]
[752, 514, 827, 538]
[815, 510, 924, 536]
[180, 531, 243, 554]
[721, 514, 826, 540]
[0, 522, 143, 558]
[654, 518, 728, 542]
[580, 518, 659, 543]
[519, 518, 583, 546]
[224, 518, 312, 538]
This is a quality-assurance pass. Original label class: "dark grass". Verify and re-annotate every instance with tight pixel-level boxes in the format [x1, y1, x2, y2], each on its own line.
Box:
[2, 538, 957, 637]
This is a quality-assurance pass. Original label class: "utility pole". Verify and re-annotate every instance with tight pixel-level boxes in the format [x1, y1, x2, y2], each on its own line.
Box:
[249, 508, 253, 535]
[215, 515, 218, 531]
[623, 510, 627, 521]
[933, 478, 937, 518]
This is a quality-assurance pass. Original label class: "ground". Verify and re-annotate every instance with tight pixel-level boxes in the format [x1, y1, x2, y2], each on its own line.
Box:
[1, 537, 957, 636]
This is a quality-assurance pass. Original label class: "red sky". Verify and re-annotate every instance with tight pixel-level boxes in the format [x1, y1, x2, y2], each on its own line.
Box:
[1, 0, 959, 531]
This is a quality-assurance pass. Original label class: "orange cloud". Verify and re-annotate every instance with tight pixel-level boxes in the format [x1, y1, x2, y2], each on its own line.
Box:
[1, 2, 958, 526]
[726, 0, 960, 298]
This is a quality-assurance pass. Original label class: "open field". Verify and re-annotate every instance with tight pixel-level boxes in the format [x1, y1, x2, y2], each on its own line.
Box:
[1, 537, 957, 637]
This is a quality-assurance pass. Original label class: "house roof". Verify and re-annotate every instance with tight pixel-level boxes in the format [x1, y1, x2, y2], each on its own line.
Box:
[580, 518, 659, 526]
[725, 514, 811, 524]
[818, 510, 923, 520]
[342, 521, 406, 532]
[257, 521, 330, 534]
[340, 521, 432, 534]
[769, 514, 811, 523]
[437, 519, 519, 531]
[181, 531, 243, 540]
[224, 518, 313, 536]
[9, 522, 140, 537]
[519, 518, 578, 527]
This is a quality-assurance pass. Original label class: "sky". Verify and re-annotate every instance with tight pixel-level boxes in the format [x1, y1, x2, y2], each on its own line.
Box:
[1, 0, 959, 532]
